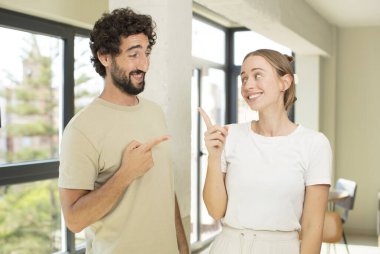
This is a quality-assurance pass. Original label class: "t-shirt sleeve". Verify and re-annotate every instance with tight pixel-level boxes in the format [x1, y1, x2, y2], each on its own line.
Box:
[58, 125, 99, 190]
[305, 133, 332, 186]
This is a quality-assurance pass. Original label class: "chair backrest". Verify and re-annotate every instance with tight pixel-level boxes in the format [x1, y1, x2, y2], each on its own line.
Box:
[334, 178, 357, 222]
[323, 211, 343, 243]
[334, 178, 357, 210]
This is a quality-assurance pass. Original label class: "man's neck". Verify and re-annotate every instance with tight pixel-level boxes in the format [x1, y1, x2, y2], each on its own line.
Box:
[100, 82, 139, 106]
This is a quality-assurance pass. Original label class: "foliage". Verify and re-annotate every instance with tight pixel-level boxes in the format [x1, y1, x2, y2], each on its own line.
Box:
[0, 34, 61, 253]
[0, 181, 61, 254]
[0, 33, 99, 253]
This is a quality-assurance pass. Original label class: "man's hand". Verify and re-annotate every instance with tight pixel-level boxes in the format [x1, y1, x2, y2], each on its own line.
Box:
[119, 135, 169, 181]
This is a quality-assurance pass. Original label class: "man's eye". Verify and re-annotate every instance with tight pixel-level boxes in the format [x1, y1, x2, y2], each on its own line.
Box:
[129, 53, 138, 58]
[255, 74, 262, 79]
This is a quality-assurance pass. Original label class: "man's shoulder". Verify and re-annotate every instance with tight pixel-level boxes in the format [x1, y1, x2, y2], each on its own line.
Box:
[64, 99, 105, 134]
[139, 97, 165, 115]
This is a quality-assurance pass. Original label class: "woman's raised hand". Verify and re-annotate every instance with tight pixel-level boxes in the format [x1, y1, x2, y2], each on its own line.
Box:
[198, 107, 229, 157]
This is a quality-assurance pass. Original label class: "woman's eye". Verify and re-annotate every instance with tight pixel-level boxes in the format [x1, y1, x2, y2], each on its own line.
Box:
[241, 77, 247, 84]
[255, 74, 262, 79]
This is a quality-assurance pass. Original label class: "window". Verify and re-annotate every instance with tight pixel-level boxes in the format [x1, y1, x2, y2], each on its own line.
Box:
[192, 18, 225, 65]
[74, 36, 103, 113]
[0, 8, 93, 254]
[191, 16, 226, 244]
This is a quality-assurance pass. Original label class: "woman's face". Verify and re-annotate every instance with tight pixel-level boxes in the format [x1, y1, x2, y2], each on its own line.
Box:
[240, 55, 286, 112]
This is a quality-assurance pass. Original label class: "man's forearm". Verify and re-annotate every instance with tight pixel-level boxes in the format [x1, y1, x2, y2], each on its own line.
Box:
[60, 170, 134, 232]
[175, 195, 189, 254]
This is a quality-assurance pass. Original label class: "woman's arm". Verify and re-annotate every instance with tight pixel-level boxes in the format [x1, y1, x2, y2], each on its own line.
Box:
[300, 184, 329, 254]
[203, 156, 228, 220]
[199, 108, 228, 220]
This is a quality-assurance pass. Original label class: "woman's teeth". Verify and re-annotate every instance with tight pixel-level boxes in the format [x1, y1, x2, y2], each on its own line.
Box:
[248, 94, 261, 100]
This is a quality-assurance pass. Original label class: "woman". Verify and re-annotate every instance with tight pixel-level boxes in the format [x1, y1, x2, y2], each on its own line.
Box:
[200, 49, 332, 254]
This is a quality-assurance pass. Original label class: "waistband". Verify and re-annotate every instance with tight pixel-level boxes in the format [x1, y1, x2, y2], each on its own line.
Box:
[221, 226, 299, 241]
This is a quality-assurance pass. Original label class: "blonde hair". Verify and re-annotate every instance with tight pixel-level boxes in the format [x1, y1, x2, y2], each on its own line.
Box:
[243, 49, 297, 111]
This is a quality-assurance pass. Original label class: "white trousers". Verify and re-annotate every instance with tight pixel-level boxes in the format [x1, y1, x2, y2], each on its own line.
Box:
[209, 226, 300, 254]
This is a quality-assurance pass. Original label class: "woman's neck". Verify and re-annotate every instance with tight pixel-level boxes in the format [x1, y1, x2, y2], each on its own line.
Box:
[254, 110, 296, 137]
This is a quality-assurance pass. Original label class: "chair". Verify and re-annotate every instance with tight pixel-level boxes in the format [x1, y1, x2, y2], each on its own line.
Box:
[333, 178, 358, 253]
[323, 211, 343, 254]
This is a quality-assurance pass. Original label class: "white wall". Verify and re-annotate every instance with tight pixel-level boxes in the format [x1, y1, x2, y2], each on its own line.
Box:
[295, 55, 320, 130]
[335, 27, 380, 234]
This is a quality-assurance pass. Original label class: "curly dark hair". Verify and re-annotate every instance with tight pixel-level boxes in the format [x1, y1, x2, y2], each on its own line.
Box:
[89, 8, 157, 77]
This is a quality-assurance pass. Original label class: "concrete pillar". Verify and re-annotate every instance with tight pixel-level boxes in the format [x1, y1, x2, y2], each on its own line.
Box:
[109, 0, 192, 240]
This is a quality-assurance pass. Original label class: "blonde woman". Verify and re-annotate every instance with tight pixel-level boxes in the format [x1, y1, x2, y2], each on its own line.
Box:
[200, 49, 332, 254]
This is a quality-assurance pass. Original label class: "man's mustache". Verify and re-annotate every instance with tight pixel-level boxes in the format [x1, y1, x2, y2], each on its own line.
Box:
[129, 70, 146, 76]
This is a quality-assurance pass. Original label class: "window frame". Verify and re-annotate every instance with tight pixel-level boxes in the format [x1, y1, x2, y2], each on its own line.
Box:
[0, 8, 89, 254]
[191, 14, 233, 247]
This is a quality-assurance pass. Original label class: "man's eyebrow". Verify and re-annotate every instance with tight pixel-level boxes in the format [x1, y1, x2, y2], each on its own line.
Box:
[127, 45, 142, 51]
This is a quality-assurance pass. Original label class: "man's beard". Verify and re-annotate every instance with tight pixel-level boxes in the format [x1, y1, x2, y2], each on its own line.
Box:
[110, 60, 146, 95]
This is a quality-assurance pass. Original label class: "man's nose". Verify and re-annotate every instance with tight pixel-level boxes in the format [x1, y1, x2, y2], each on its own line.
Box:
[139, 54, 149, 72]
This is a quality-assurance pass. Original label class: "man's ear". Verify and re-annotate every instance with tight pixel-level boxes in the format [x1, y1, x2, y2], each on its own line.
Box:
[97, 52, 112, 67]
[281, 74, 292, 91]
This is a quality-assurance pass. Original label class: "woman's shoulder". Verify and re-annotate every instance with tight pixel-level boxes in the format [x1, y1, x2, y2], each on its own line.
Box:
[296, 125, 331, 148]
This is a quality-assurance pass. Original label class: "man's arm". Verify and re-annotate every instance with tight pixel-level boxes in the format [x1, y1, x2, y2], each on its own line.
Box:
[60, 137, 168, 232]
[175, 195, 189, 254]
[59, 169, 134, 233]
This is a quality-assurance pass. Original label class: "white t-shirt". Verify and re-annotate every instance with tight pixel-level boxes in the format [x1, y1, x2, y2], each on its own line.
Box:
[221, 122, 332, 231]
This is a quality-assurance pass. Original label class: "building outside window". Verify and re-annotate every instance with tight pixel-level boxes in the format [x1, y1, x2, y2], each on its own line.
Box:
[0, 9, 101, 254]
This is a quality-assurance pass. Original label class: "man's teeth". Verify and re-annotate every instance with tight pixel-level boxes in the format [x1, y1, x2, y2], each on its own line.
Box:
[133, 73, 143, 78]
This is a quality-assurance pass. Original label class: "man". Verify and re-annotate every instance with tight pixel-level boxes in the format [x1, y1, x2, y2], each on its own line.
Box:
[58, 8, 188, 254]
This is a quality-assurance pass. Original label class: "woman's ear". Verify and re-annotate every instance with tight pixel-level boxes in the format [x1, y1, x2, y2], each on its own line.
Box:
[97, 52, 112, 67]
[281, 74, 293, 91]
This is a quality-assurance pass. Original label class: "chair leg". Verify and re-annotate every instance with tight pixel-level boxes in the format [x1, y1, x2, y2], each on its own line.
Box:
[342, 229, 350, 254]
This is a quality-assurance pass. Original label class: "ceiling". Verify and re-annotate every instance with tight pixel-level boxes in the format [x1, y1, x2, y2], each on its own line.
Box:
[305, 0, 380, 27]
[194, 0, 380, 28]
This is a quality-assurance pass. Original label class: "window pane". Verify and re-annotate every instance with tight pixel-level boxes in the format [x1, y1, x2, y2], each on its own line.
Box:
[190, 69, 200, 243]
[73, 36, 103, 247]
[0, 179, 61, 253]
[192, 18, 225, 64]
[199, 68, 225, 241]
[0, 27, 62, 164]
[74, 36, 103, 113]
[234, 31, 292, 65]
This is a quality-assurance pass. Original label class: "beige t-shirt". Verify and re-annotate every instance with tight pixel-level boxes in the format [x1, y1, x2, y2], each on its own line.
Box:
[59, 97, 178, 254]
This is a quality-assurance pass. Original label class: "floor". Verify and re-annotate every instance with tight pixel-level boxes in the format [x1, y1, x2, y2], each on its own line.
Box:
[197, 233, 380, 254]
[320, 233, 379, 254]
